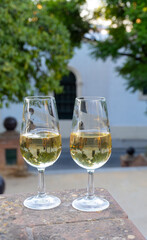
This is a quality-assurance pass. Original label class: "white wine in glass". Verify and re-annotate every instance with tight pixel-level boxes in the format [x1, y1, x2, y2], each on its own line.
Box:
[20, 96, 61, 210]
[70, 97, 112, 212]
[20, 131, 61, 168]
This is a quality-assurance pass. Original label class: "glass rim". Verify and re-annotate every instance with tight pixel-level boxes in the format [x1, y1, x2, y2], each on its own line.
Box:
[76, 96, 106, 101]
[24, 96, 55, 101]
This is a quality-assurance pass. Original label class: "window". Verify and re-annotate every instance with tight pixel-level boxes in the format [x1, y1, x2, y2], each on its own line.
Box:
[5, 149, 17, 165]
[143, 88, 147, 95]
[139, 88, 147, 100]
[55, 72, 76, 119]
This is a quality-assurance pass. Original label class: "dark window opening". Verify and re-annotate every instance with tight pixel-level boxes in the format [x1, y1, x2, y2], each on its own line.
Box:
[143, 87, 147, 95]
[5, 149, 17, 165]
[55, 72, 76, 119]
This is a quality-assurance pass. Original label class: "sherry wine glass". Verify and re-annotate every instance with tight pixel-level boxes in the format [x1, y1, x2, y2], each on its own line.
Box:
[20, 96, 61, 210]
[70, 97, 112, 212]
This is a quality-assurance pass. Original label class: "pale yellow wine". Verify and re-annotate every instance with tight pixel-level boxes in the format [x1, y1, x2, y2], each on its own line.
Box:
[20, 131, 61, 168]
[70, 131, 111, 169]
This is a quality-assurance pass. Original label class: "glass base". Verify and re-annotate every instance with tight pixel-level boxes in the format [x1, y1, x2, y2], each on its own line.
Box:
[72, 195, 109, 212]
[24, 194, 61, 210]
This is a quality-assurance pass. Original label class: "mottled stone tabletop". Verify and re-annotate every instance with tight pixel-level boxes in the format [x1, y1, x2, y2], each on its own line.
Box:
[0, 188, 145, 240]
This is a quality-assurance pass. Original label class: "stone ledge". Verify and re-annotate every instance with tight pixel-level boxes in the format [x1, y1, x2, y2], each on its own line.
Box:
[0, 189, 145, 240]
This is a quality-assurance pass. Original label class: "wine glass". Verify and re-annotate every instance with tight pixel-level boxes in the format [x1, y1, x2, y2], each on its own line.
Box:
[20, 96, 61, 210]
[70, 96, 112, 212]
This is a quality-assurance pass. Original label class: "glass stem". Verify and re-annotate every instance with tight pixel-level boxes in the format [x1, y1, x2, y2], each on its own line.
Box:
[38, 169, 46, 197]
[87, 170, 95, 199]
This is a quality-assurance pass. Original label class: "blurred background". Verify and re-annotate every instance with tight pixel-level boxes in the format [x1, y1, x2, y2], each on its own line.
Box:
[0, 0, 147, 238]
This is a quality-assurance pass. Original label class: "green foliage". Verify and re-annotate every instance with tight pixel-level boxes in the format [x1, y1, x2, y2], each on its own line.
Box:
[44, 0, 90, 48]
[0, 0, 89, 106]
[91, 0, 147, 92]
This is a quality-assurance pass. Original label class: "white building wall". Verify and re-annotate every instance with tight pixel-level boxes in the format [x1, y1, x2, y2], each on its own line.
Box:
[0, 42, 147, 139]
[61, 43, 147, 139]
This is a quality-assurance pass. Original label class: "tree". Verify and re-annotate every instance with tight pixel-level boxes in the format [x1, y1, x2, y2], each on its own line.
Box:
[44, 0, 90, 48]
[91, 0, 147, 92]
[0, 0, 90, 106]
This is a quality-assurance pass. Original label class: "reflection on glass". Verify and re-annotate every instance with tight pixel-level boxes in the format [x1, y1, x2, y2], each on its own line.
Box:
[70, 97, 112, 212]
[20, 96, 61, 210]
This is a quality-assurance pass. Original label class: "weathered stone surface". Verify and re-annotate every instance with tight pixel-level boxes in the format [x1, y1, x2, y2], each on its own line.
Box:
[32, 219, 145, 240]
[0, 188, 145, 240]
